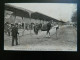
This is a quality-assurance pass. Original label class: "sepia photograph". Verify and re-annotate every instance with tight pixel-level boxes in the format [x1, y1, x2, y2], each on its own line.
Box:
[4, 3, 77, 51]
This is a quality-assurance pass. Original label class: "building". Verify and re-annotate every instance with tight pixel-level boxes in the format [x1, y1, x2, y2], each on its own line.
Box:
[4, 3, 65, 30]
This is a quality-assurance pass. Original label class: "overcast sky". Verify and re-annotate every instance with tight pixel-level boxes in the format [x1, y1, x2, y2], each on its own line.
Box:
[7, 3, 77, 22]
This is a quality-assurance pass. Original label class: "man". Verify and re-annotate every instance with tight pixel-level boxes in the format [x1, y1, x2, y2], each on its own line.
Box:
[55, 24, 59, 39]
[46, 21, 52, 37]
[11, 24, 19, 46]
[56, 25, 59, 30]
[7, 24, 11, 36]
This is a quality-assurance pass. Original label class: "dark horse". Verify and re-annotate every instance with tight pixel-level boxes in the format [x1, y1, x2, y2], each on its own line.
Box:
[34, 22, 52, 36]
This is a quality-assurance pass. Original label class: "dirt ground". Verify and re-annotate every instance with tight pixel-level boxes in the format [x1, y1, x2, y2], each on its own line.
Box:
[4, 25, 77, 51]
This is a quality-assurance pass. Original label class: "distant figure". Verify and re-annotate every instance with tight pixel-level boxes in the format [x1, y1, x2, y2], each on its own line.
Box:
[22, 23, 24, 29]
[46, 22, 52, 37]
[56, 25, 59, 31]
[11, 24, 19, 46]
[55, 24, 59, 39]
[7, 24, 11, 36]
[4, 23, 9, 35]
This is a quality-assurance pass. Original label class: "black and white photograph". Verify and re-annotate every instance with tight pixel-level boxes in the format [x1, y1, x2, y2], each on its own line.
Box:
[4, 3, 77, 51]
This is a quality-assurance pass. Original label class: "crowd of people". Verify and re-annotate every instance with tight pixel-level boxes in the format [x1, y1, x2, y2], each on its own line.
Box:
[4, 21, 59, 46]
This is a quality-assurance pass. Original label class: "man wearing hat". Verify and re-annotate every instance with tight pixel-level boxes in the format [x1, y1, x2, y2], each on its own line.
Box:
[11, 24, 19, 46]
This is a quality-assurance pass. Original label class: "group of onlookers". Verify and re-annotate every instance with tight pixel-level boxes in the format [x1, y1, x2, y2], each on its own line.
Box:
[4, 21, 59, 46]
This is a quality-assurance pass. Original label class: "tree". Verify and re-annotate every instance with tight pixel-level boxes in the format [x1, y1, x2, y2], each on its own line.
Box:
[71, 11, 77, 23]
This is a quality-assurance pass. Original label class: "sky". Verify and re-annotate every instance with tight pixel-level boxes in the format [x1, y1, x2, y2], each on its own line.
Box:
[7, 3, 77, 22]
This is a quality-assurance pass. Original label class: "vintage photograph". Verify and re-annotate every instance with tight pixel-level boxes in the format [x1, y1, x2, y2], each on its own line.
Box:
[4, 3, 77, 51]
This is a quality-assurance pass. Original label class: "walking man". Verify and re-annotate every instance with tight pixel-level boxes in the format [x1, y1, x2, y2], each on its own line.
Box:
[11, 24, 19, 46]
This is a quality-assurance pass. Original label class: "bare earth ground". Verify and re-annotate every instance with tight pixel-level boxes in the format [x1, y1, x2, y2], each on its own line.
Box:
[4, 25, 77, 51]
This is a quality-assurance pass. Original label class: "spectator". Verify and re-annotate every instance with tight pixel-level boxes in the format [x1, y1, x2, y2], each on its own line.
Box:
[11, 24, 19, 46]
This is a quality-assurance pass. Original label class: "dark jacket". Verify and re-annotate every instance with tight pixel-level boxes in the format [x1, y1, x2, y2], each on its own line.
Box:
[47, 23, 51, 30]
[11, 26, 19, 37]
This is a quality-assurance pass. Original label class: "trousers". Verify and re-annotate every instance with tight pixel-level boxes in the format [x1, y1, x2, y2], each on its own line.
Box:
[12, 36, 18, 46]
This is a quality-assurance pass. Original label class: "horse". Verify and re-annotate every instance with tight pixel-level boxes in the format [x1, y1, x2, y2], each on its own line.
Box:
[34, 22, 52, 36]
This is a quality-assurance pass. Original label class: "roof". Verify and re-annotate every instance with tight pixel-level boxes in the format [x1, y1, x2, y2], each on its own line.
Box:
[32, 12, 59, 22]
[4, 3, 65, 23]
[5, 3, 33, 18]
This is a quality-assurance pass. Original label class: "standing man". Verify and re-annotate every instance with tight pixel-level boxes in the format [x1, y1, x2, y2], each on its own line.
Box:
[11, 24, 19, 46]
[7, 24, 11, 36]
[46, 21, 52, 37]
[56, 24, 59, 39]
